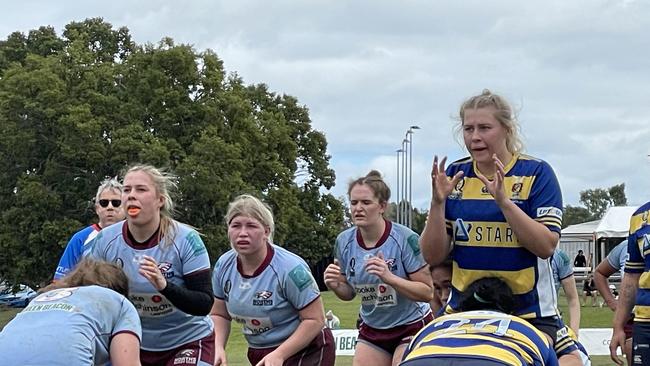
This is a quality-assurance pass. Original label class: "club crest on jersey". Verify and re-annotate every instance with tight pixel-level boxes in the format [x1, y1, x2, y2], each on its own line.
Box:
[481, 185, 489, 194]
[643, 210, 649, 223]
[511, 182, 523, 199]
[115, 258, 124, 268]
[158, 262, 174, 279]
[384, 258, 397, 271]
[449, 178, 465, 200]
[253, 291, 274, 306]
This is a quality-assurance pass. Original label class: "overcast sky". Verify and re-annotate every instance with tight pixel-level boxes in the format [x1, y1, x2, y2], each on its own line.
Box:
[3, 0, 650, 210]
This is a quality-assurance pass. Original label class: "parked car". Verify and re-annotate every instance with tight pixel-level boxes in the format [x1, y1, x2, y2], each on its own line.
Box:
[0, 284, 37, 308]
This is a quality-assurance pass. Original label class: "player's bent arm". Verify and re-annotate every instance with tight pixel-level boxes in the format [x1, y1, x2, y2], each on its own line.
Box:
[323, 263, 356, 301]
[611, 273, 639, 365]
[210, 298, 231, 365]
[594, 260, 618, 311]
[270, 297, 327, 362]
[613, 273, 639, 329]
[560, 275, 580, 335]
[499, 200, 558, 258]
[419, 202, 451, 265]
[328, 280, 355, 301]
[110, 332, 141, 366]
[384, 265, 433, 302]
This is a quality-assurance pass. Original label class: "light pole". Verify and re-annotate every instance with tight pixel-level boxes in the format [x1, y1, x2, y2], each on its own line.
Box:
[407, 125, 420, 228]
[401, 138, 408, 226]
[395, 148, 403, 224]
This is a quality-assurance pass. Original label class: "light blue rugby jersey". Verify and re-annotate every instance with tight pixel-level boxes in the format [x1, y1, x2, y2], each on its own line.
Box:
[212, 244, 321, 348]
[0, 285, 141, 366]
[84, 220, 213, 351]
[607, 239, 628, 276]
[444, 154, 562, 319]
[550, 248, 573, 294]
[335, 220, 430, 329]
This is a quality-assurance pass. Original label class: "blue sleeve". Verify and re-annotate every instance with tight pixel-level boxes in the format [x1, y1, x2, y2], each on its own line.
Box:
[180, 230, 211, 275]
[54, 229, 87, 280]
[212, 257, 225, 299]
[529, 161, 563, 233]
[284, 261, 320, 310]
[555, 250, 573, 281]
[625, 208, 647, 274]
[402, 231, 427, 274]
[113, 297, 142, 341]
[335, 232, 347, 274]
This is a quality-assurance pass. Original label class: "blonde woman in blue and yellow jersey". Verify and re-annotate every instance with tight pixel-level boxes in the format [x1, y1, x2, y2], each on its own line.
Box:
[420, 89, 581, 365]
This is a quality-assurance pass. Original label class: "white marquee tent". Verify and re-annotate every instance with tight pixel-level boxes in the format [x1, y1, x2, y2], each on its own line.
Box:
[560, 206, 638, 269]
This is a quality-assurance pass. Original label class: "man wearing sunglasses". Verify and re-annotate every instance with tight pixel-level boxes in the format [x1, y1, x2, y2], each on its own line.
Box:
[53, 178, 125, 280]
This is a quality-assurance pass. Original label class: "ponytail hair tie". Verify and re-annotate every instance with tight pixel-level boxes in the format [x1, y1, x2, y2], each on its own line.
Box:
[473, 292, 490, 304]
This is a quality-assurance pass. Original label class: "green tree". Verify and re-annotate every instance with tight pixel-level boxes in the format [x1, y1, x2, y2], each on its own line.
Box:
[562, 183, 628, 227]
[0, 18, 345, 287]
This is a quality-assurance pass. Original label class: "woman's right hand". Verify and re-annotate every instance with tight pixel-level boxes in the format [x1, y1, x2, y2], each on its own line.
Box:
[323, 259, 345, 289]
[430, 155, 464, 204]
[214, 347, 228, 366]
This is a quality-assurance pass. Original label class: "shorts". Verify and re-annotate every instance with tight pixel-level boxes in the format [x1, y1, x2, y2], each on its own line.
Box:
[358, 313, 433, 355]
[632, 322, 650, 365]
[247, 327, 335, 366]
[526, 316, 562, 345]
[141, 333, 214, 366]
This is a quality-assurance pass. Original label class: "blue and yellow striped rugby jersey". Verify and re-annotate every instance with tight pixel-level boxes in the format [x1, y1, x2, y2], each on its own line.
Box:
[401, 310, 558, 366]
[624, 201, 650, 322]
[444, 154, 562, 319]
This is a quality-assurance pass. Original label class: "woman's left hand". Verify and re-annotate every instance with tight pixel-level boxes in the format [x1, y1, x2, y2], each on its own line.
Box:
[365, 252, 394, 282]
[255, 351, 285, 366]
[138, 255, 167, 291]
[475, 154, 508, 205]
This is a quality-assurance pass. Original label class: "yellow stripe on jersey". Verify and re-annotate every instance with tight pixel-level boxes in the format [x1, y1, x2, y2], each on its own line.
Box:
[458, 176, 535, 201]
[634, 305, 650, 321]
[451, 262, 535, 295]
[405, 343, 527, 365]
[640, 272, 650, 289]
[418, 331, 543, 363]
[535, 217, 562, 230]
[630, 211, 650, 234]
[453, 221, 519, 248]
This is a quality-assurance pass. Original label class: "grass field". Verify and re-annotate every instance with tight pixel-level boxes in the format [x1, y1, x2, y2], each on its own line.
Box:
[1, 292, 621, 365]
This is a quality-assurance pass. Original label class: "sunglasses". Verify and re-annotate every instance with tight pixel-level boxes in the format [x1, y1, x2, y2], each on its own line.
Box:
[98, 199, 122, 208]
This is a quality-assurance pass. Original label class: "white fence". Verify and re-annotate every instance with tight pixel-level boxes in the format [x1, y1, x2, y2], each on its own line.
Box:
[331, 328, 615, 356]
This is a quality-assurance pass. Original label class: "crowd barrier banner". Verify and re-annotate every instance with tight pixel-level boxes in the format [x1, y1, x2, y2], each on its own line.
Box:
[579, 328, 614, 356]
[331, 328, 615, 356]
[331, 329, 358, 356]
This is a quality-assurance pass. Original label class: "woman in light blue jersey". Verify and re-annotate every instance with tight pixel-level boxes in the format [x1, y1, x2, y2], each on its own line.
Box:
[85, 165, 215, 366]
[324, 170, 433, 366]
[0, 259, 141, 366]
[211, 194, 335, 366]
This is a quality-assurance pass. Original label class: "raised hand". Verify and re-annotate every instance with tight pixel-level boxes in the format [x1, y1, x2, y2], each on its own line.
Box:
[323, 259, 345, 290]
[364, 251, 393, 282]
[137, 255, 167, 291]
[475, 154, 508, 205]
[430, 155, 464, 205]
